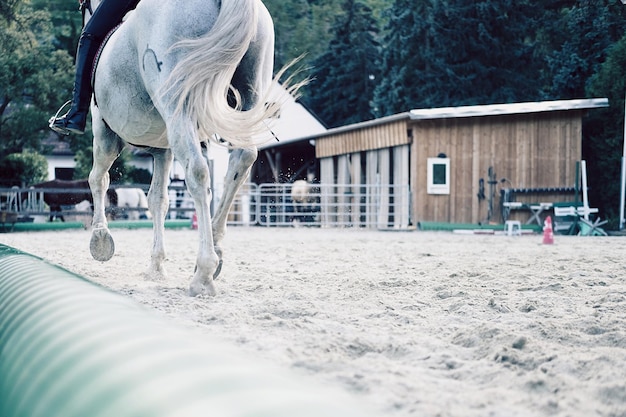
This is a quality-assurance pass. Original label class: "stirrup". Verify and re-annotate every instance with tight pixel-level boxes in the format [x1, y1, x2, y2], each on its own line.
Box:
[48, 100, 73, 135]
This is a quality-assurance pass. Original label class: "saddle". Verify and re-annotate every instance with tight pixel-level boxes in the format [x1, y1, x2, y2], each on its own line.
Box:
[92, 23, 123, 83]
[78, 0, 134, 94]
[90, 23, 123, 108]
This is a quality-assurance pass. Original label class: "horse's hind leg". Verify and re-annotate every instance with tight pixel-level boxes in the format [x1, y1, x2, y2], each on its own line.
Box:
[168, 122, 219, 296]
[210, 38, 269, 270]
[144, 148, 173, 281]
[211, 146, 257, 271]
[89, 124, 124, 262]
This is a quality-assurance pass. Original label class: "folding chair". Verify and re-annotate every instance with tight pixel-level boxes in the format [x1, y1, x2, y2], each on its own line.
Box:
[553, 205, 608, 236]
[577, 217, 608, 236]
[527, 202, 553, 225]
[553, 206, 579, 235]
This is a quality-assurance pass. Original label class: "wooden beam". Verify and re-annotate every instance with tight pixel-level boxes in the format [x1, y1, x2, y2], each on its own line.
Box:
[320, 157, 335, 226]
[377, 149, 390, 228]
[350, 152, 362, 226]
[393, 145, 410, 228]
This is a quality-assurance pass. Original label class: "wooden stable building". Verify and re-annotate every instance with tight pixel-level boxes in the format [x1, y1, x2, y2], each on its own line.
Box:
[259, 98, 608, 228]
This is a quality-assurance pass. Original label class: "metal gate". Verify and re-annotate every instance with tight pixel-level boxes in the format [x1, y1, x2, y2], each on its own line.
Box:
[241, 183, 410, 229]
[1, 183, 411, 229]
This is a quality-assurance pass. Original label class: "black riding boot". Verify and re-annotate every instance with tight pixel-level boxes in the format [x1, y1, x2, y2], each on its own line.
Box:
[49, 33, 100, 135]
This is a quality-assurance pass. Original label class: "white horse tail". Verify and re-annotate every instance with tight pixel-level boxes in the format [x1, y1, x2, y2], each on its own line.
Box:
[161, 0, 279, 147]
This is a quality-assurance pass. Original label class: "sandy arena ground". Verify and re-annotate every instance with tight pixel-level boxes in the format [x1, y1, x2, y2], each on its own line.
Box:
[2, 226, 626, 416]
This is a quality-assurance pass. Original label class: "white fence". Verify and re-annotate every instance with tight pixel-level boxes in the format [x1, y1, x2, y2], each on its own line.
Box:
[1, 183, 411, 229]
[2, 187, 46, 213]
[250, 183, 411, 229]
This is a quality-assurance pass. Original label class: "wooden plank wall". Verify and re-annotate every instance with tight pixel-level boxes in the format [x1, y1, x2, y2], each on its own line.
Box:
[411, 110, 583, 224]
[315, 120, 410, 158]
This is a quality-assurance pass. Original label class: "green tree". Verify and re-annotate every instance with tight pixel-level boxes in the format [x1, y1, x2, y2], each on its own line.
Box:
[374, 0, 543, 115]
[264, 0, 341, 72]
[0, 0, 20, 21]
[72, 145, 93, 180]
[584, 35, 626, 224]
[306, 0, 381, 127]
[263, 0, 389, 72]
[0, 150, 48, 186]
[542, 1, 626, 100]
[32, 0, 83, 57]
[0, 0, 74, 165]
[371, 0, 428, 116]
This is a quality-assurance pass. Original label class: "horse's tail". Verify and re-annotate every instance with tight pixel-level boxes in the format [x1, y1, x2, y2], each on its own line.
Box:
[160, 0, 293, 147]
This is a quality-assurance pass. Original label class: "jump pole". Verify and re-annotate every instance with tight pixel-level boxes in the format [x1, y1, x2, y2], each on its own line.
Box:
[0, 244, 373, 417]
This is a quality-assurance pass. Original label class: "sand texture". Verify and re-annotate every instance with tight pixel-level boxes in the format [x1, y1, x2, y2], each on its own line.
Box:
[2, 227, 626, 417]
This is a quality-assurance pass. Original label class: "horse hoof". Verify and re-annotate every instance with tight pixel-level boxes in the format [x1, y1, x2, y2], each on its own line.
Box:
[144, 267, 166, 281]
[90, 228, 115, 262]
[188, 281, 216, 297]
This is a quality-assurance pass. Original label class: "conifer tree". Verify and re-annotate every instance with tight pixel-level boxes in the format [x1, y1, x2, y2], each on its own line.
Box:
[372, 0, 429, 116]
[543, 1, 626, 99]
[374, 0, 542, 114]
[584, 35, 626, 221]
[306, 0, 381, 128]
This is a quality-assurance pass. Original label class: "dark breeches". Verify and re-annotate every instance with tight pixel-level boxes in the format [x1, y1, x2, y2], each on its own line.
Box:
[84, 0, 140, 40]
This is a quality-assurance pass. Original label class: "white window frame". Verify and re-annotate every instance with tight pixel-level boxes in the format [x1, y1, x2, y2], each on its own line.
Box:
[427, 157, 450, 195]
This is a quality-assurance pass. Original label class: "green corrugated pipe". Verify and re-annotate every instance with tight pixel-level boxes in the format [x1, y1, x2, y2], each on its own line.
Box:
[417, 221, 541, 233]
[0, 244, 370, 417]
[10, 219, 191, 232]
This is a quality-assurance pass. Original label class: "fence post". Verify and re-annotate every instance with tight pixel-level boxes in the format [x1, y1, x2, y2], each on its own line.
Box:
[377, 149, 390, 228]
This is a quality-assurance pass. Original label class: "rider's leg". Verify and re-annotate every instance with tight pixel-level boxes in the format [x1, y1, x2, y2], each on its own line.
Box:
[49, 0, 140, 135]
[49, 32, 99, 135]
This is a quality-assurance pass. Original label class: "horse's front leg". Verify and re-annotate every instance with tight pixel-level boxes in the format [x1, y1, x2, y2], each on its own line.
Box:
[211, 146, 258, 273]
[145, 148, 173, 281]
[89, 126, 123, 262]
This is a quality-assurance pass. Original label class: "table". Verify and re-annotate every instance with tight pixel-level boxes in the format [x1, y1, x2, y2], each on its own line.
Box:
[527, 202, 553, 225]
[502, 202, 553, 225]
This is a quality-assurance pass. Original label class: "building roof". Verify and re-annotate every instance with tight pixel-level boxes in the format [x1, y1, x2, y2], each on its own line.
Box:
[408, 98, 609, 120]
[42, 134, 73, 156]
[271, 98, 609, 145]
[43, 98, 609, 155]
[257, 82, 327, 150]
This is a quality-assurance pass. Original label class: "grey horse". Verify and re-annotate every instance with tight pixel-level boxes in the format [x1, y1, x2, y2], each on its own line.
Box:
[86, 0, 293, 296]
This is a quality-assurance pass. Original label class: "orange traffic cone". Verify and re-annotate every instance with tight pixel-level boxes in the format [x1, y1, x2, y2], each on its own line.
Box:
[191, 212, 198, 230]
[542, 215, 554, 245]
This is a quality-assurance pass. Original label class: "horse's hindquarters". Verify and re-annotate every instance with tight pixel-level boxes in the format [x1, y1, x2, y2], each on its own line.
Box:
[92, 23, 166, 145]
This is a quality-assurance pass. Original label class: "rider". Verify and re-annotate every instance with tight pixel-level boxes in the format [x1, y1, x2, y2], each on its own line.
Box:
[49, 0, 140, 135]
